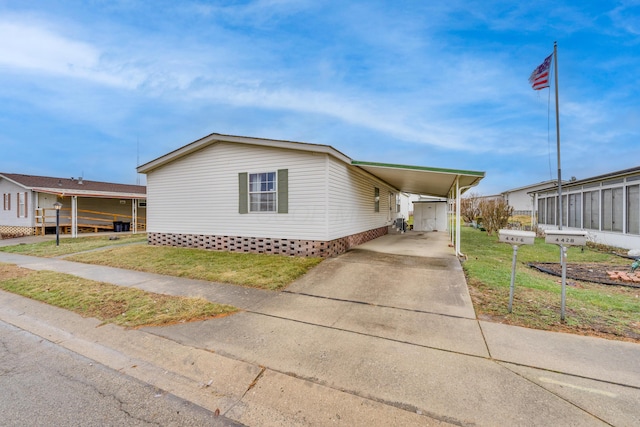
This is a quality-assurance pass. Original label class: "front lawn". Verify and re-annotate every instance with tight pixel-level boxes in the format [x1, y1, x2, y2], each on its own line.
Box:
[66, 245, 322, 290]
[461, 226, 640, 342]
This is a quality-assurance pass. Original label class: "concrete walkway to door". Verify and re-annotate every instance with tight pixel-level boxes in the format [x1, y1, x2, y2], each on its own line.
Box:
[1, 231, 639, 425]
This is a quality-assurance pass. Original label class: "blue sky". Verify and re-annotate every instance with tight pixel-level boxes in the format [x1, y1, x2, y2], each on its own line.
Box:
[1, 1, 639, 195]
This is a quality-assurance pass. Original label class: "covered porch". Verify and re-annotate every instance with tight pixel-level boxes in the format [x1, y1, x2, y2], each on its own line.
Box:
[34, 191, 146, 237]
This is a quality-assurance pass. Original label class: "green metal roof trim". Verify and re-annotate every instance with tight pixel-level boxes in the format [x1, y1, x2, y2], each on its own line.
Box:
[351, 160, 485, 177]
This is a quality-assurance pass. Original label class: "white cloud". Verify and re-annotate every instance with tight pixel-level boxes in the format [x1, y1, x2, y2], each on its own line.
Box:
[0, 21, 129, 86]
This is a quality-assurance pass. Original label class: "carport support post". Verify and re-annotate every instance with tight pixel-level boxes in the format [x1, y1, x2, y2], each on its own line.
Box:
[508, 244, 519, 313]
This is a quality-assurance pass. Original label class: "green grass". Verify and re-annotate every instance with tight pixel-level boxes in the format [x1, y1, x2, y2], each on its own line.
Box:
[0, 263, 237, 328]
[66, 245, 323, 290]
[0, 234, 148, 257]
[462, 226, 640, 341]
[0, 234, 322, 290]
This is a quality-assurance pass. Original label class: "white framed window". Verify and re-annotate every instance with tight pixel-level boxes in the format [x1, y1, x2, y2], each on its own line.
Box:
[545, 196, 556, 225]
[249, 172, 277, 212]
[537, 198, 546, 224]
[567, 193, 582, 228]
[627, 185, 639, 234]
[583, 190, 600, 230]
[17, 192, 27, 218]
[602, 187, 623, 232]
[2, 193, 10, 211]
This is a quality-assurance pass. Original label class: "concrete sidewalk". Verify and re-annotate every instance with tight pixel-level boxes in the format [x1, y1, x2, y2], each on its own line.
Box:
[1, 232, 639, 426]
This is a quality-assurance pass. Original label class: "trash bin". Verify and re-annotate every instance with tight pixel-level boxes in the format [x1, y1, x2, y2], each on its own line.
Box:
[113, 221, 123, 232]
[122, 222, 130, 232]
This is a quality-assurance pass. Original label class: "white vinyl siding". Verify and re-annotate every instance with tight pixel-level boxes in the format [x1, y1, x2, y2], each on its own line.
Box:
[327, 157, 395, 240]
[146, 142, 328, 240]
[0, 178, 32, 227]
[145, 142, 398, 242]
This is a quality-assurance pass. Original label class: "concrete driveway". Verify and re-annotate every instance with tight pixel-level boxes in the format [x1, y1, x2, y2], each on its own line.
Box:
[146, 231, 640, 426]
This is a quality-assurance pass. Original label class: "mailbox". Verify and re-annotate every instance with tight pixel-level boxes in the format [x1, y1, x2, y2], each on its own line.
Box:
[544, 230, 587, 246]
[498, 229, 536, 245]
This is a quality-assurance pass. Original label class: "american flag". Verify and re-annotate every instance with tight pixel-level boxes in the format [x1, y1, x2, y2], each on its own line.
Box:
[529, 53, 553, 90]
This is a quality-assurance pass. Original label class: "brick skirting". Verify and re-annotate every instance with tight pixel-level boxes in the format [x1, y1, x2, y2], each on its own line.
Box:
[148, 226, 388, 258]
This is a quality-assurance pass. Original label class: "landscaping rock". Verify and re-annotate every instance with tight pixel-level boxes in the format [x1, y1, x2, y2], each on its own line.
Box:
[628, 249, 640, 257]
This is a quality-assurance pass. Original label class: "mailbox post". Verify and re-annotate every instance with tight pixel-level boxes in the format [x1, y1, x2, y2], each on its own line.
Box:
[544, 230, 587, 321]
[498, 230, 536, 313]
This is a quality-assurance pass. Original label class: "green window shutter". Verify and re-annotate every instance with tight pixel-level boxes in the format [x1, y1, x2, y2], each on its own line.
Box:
[277, 169, 288, 214]
[238, 172, 248, 214]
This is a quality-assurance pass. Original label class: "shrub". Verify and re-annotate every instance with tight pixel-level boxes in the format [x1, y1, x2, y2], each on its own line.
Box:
[479, 199, 513, 235]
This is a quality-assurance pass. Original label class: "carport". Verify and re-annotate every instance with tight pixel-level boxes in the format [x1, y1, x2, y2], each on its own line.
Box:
[352, 161, 485, 256]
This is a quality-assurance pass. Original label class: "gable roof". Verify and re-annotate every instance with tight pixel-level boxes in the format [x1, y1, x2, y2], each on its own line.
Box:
[138, 132, 485, 198]
[0, 173, 146, 199]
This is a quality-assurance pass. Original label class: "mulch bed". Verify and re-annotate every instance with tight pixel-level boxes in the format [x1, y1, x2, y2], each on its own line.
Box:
[529, 262, 640, 288]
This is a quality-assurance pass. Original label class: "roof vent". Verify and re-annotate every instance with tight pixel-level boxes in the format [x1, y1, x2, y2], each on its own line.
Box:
[78, 177, 83, 185]
[58, 179, 62, 187]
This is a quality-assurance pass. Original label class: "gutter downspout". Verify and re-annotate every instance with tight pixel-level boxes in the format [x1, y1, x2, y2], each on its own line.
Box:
[455, 177, 480, 259]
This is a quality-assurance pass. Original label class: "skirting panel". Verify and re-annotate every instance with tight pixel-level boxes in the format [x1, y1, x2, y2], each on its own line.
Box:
[0, 225, 35, 238]
[148, 226, 388, 258]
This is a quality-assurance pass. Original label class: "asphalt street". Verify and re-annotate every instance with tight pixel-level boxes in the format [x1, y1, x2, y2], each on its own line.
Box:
[0, 320, 241, 427]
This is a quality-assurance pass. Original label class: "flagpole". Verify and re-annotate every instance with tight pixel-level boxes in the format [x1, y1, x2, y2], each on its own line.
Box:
[554, 41, 562, 230]
[553, 41, 568, 321]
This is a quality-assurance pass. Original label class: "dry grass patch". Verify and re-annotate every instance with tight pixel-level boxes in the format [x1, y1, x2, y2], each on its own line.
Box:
[0, 263, 237, 328]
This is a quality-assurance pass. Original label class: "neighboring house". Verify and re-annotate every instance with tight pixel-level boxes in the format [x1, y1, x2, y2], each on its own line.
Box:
[500, 180, 559, 216]
[533, 166, 640, 250]
[137, 133, 485, 257]
[0, 173, 147, 238]
[475, 193, 504, 204]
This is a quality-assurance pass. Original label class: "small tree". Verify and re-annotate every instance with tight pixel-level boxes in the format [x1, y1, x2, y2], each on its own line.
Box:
[479, 198, 513, 235]
[460, 192, 481, 224]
